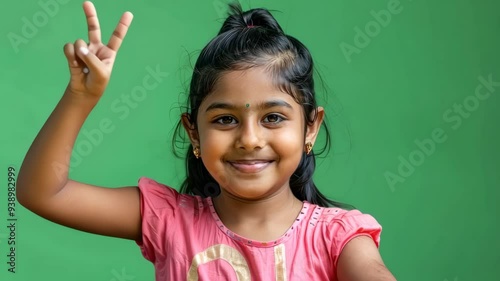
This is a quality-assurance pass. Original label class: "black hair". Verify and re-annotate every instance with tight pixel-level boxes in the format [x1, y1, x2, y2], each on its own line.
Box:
[172, 2, 352, 209]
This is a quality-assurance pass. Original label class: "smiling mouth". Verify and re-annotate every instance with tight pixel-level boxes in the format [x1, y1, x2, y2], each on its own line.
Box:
[228, 160, 274, 173]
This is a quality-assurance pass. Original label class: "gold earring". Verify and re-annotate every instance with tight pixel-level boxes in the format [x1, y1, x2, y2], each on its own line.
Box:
[305, 142, 313, 155]
[193, 147, 200, 159]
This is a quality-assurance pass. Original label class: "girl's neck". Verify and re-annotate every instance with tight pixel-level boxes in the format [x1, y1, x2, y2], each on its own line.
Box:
[212, 187, 303, 242]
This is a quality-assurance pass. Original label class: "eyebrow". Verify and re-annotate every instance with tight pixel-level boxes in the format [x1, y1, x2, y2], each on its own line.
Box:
[205, 100, 293, 113]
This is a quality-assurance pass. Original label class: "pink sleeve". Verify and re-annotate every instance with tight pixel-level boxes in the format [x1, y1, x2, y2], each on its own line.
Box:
[329, 209, 382, 267]
[135, 177, 180, 263]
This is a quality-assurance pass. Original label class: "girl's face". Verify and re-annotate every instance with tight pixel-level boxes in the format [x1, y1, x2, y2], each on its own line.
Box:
[183, 67, 323, 201]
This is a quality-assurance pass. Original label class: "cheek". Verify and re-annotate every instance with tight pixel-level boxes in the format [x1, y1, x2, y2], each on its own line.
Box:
[198, 128, 228, 163]
[200, 130, 225, 157]
[274, 135, 304, 163]
[199, 131, 233, 187]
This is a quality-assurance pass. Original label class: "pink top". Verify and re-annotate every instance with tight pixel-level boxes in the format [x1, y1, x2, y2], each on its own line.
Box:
[135, 177, 382, 280]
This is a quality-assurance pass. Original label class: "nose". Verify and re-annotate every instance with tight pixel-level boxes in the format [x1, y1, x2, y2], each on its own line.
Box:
[235, 119, 265, 151]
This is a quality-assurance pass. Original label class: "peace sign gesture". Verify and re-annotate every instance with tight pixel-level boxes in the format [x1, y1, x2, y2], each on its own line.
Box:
[64, 1, 133, 99]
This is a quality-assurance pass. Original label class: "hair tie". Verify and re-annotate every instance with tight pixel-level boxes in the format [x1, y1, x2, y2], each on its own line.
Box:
[247, 24, 255, 28]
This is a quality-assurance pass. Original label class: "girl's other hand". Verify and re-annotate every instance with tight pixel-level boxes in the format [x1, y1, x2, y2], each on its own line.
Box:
[63, 1, 133, 99]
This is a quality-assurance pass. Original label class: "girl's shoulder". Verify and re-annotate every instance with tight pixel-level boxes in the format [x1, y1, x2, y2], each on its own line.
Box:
[137, 176, 178, 194]
[308, 203, 382, 231]
[304, 203, 382, 245]
[303, 203, 383, 265]
[136, 176, 201, 209]
[312, 204, 380, 227]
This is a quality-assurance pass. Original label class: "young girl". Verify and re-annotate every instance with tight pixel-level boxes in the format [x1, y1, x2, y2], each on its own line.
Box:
[17, 1, 396, 280]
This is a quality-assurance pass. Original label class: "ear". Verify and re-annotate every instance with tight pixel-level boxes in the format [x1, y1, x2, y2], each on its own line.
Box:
[305, 107, 325, 146]
[181, 113, 200, 147]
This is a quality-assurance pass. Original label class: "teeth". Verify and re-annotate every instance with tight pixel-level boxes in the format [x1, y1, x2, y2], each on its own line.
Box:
[236, 161, 268, 164]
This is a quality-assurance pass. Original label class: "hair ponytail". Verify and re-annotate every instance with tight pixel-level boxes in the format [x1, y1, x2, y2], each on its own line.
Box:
[219, 3, 284, 34]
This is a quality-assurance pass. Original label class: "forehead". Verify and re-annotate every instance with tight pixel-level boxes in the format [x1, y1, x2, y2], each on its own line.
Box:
[200, 67, 299, 109]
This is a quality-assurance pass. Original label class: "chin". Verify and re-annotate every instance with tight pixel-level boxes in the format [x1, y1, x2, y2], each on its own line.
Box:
[222, 185, 272, 200]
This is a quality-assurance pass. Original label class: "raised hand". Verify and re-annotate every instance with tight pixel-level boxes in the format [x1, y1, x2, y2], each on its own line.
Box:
[63, 1, 133, 98]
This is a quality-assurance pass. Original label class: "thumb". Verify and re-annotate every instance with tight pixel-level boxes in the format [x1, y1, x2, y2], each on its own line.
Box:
[74, 41, 105, 77]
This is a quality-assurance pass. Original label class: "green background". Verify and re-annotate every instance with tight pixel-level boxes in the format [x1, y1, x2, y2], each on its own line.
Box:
[1, 0, 499, 280]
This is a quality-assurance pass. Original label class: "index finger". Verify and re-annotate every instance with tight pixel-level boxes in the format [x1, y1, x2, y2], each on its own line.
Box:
[83, 1, 101, 44]
[107, 11, 134, 52]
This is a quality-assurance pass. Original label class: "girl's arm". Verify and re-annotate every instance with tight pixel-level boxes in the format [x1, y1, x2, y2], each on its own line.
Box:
[16, 1, 141, 241]
[336, 236, 397, 281]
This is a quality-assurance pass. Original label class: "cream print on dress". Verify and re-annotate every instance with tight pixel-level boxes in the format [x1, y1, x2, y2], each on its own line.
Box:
[186, 244, 288, 280]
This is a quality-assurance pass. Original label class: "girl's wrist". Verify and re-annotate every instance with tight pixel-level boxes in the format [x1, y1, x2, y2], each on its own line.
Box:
[61, 86, 101, 113]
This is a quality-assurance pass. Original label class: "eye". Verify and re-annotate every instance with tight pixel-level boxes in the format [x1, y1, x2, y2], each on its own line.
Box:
[263, 114, 285, 124]
[214, 116, 237, 125]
